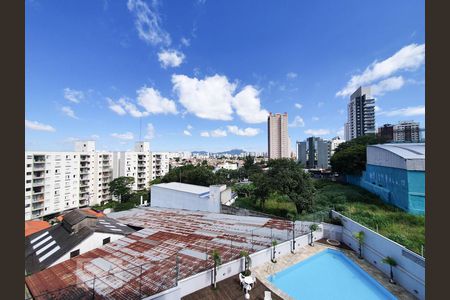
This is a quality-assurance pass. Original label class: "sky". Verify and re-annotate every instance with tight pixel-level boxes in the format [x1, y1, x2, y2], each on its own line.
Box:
[25, 0, 425, 153]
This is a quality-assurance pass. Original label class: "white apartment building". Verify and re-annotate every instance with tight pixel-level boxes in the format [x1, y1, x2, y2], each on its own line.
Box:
[393, 121, 420, 143]
[25, 141, 113, 221]
[346, 86, 376, 140]
[151, 152, 170, 179]
[330, 136, 345, 156]
[268, 112, 289, 159]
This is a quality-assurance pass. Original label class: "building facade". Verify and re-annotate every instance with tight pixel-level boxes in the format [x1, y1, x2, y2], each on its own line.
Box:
[330, 136, 344, 156]
[25, 141, 113, 221]
[346, 143, 425, 215]
[297, 137, 331, 169]
[346, 86, 376, 140]
[378, 124, 395, 141]
[268, 112, 289, 159]
[393, 121, 420, 143]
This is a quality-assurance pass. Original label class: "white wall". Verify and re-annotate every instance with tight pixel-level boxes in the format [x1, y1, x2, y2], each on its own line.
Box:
[50, 232, 124, 266]
[151, 186, 221, 213]
[332, 211, 425, 300]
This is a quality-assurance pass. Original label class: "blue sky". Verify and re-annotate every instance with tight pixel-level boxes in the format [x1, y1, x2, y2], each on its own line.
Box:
[25, 0, 425, 152]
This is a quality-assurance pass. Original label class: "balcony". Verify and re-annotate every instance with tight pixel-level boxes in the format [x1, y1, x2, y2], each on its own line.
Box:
[32, 195, 44, 203]
[32, 179, 45, 187]
[33, 165, 45, 171]
[33, 171, 45, 179]
[32, 203, 44, 210]
[32, 187, 44, 194]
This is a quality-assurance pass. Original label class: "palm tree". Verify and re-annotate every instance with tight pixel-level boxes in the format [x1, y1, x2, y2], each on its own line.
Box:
[240, 251, 252, 276]
[271, 240, 278, 263]
[211, 250, 222, 289]
[309, 224, 319, 246]
[353, 231, 365, 259]
[382, 256, 398, 284]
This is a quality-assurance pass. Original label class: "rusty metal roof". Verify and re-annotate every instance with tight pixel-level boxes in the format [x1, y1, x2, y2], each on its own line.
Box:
[25, 207, 298, 299]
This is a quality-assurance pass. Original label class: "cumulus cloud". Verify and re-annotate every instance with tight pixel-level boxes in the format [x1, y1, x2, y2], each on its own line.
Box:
[294, 103, 303, 109]
[337, 43, 425, 97]
[144, 123, 155, 139]
[136, 86, 178, 114]
[172, 74, 235, 121]
[227, 125, 260, 137]
[371, 76, 405, 96]
[232, 85, 269, 123]
[378, 105, 425, 117]
[107, 98, 127, 115]
[288, 116, 305, 128]
[187, 124, 193, 130]
[180, 37, 190, 47]
[117, 98, 149, 118]
[158, 49, 185, 68]
[111, 132, 134, 140]
[64, 88, 84, 103]
[200, 131, 210, 137]
[304, 129, 330, 136]
[200, 129, 227, 138]
[127, 0, 171, 46]
[61, 106, 78, 119]
[172, 74, 269, 123]
[286, 72, 298, 79]
[183, 130, 192, 136]
[25, 120, 56, 132]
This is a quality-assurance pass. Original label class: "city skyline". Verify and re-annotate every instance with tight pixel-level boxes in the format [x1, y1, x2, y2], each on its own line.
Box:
[26, 0, 425, 153]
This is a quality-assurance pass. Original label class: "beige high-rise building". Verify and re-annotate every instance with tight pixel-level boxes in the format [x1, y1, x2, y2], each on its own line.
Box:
[268, 112, 289, 159]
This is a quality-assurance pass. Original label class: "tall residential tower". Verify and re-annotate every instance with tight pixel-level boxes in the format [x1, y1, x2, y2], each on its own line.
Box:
[346, 86, 376, 140]
[268, 112, 289, 159]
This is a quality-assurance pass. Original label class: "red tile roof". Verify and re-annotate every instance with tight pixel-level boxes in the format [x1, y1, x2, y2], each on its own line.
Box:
[25, 220, 50, 237]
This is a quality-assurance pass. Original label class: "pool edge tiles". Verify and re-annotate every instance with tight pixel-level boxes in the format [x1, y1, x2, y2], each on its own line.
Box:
[267, 248, 397, 300]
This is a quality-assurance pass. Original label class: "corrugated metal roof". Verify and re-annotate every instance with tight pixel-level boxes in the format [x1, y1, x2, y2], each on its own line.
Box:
[367, 143, 425, 171]
[369, 143, 425, 160]
[152, 182, 210, 195]
[25, 207, 298, 299]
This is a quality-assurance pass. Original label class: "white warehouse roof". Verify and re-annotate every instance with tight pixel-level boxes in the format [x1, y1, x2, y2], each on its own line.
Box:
[367, 143, 425, 171]
[152, 182, 210, 196]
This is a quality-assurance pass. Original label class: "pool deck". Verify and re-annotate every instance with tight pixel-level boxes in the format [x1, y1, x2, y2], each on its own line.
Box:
[252, 241, 417, 300]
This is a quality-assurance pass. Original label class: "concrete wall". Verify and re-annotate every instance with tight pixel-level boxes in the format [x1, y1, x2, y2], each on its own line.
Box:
[332, 211, 425, 300]
[146, 224, 324, 300]
[151, 186, 221, 213]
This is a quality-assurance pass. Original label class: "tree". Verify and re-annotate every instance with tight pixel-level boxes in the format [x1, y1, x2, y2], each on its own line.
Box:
[309, 224, 319, 246]
[330, 135, 387, 175]
[251, 172, 271, 208]
[160, 164, 216, 186]
[382, 256, 398, 284]
[109, 177, 134, 202]
[211, 250, 222, 289]
[240, 251, 252, 276]
[354, 231, 365, 259]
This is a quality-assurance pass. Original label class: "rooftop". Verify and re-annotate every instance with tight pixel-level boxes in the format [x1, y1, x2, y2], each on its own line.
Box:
[25, 220, 50, 237]
[25, 207, 297, 299]
[152, 182, 211, 195]
[369, 143, 425, 160]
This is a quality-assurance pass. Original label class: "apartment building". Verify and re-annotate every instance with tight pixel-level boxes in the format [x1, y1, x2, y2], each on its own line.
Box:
[393, 121, 420, 143]
[25, 141, 113, 221]
[297, 137, 331, 169]
[346, 86, 376, 140]
[151, 152, 170, 179]
[268, 112, 289, 159]
[330, 136, 345, 156]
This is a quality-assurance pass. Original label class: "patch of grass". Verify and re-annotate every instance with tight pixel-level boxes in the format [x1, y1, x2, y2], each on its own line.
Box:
[92, 200, 138, 212]
[233, 179, 425, 255]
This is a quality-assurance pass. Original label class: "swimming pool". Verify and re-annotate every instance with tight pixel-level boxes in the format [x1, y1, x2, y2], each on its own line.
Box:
[267, 248, 397, 300]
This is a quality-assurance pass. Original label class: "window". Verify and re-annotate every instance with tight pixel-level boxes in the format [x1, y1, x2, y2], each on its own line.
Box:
[26, 188, 31, 192]
[27, 164, 31, 168]
[103, 237, 111, 245]
[26, 172, 31, 175]
[70, 249, 80, 258]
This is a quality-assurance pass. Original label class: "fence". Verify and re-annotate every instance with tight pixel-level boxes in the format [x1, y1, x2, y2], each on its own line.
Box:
[25, 220, 317, 300]
[331, 210, 425, 300]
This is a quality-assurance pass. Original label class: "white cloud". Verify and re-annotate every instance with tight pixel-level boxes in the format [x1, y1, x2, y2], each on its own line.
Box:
[61, 106, 78, 119]
[117, 98, 149, 118]
[288, 116, 305, 128]
[294, 103, 303, 109]
[374, 106, 382, 112]
[144, 123, 155, 139]
[337, 43, 425, 97]
[90, 134, 100, 139]
[172, 74, 269, 123]
[172, 74, 235, 121]
[158, 49, 185, 68]
[232, 85, 269, 123]
[25, 120, 56, 132]
[187, 124, 193, 130]
[227, 125, 260, 137]
[111, 132, 134, 140]
[304, 129, 330, 136]
[127, 0, 171, 46]
[312, 117, 319, 121]
[64, 88, 84, 103]
[200, 131, 210, 137]
[371, 76, 405, 96]
[136, 86, 178, 114]
[200, 129, 227, 138]
[180, 37, 190, 47]
[379, 105, 425, 117]
[183, 130, 192, 136]
[286, 72, 298, 79]
[107, 98, 127, 115]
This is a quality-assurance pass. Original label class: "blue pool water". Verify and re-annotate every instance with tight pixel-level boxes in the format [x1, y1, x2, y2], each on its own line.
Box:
[268, 249, 397, 300]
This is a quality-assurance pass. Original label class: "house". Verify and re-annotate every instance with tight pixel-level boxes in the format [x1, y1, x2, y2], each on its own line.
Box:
[25, 209, 135, 275]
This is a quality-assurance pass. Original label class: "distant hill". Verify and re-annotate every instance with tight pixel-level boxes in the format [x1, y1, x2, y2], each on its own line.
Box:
[191, 149, 246, 156]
